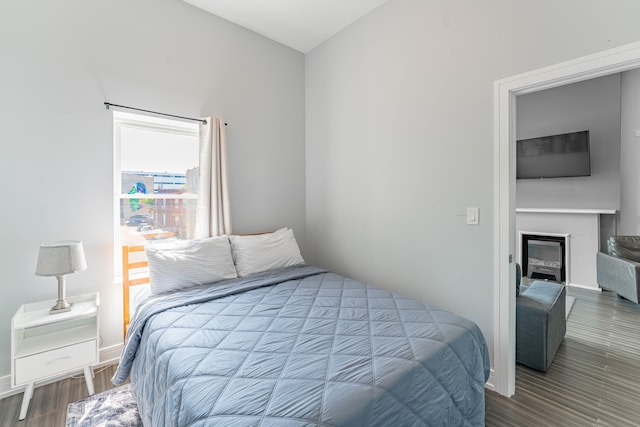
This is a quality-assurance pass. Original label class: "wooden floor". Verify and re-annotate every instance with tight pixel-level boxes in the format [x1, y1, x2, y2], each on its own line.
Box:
[2, 287, 639, 426]
[0, 364, 123, 427]
[486, 286, 640, 426]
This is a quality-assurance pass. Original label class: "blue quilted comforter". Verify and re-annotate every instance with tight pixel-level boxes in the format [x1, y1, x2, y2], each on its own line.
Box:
[113, 265, 490, 426]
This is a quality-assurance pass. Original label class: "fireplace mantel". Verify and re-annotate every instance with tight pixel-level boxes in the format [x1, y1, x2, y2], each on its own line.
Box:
[516, 208, 616, 215]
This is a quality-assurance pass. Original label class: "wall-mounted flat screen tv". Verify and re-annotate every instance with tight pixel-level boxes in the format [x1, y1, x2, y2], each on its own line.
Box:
[516, 130, 591, 179]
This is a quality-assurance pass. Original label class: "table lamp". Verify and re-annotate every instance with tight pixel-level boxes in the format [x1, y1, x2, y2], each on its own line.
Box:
[35, 240, 87, 314]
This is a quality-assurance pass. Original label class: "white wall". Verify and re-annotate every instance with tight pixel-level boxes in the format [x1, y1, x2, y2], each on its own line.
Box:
[620, 69, 640, 235]
[305, 0, 640, 367]
[0, 0, 305, 377]
[516, 74, 621, 210]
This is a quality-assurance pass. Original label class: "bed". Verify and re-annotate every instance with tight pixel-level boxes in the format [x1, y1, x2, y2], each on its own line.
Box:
[112, 229, 490, 426]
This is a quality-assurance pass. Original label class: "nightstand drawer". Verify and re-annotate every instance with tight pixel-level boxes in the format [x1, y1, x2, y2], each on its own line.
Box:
[14, 339, 96, 385]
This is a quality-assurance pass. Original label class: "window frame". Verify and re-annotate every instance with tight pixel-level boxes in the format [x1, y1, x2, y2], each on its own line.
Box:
[112, 111, 199, 280]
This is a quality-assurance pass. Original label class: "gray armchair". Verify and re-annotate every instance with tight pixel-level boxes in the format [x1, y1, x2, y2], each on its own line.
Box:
[597, 236, 640, 303]
[516, 264, 566, 372]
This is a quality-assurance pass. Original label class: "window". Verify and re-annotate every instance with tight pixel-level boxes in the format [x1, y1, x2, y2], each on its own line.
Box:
[113, 111, 200, 275]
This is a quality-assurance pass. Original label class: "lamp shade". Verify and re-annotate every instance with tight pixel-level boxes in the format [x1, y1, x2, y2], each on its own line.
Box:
[35, 240, 87, 277]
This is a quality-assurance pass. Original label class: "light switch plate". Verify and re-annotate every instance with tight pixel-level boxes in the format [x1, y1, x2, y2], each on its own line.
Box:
[467, 207, 479, 225]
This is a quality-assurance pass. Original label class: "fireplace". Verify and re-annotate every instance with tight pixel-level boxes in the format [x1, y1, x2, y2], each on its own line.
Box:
[520, 233, 568, 283]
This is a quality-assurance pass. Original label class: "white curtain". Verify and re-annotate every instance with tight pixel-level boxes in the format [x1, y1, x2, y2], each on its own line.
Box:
[194, 116, 231, 238]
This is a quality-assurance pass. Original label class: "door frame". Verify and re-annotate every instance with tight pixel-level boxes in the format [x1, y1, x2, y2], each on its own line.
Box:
[493, 40, 640, 396]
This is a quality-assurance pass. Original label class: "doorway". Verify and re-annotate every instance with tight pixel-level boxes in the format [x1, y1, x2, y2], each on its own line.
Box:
[493, 40, 640, 397]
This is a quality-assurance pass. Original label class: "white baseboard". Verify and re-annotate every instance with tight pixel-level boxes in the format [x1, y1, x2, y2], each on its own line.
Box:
[99, 343, 124, 366]
[0, 375, 11, 401]
[484, 368, 496, 392]
[0, 343, 123, 401]
[568, 282, 602, 292]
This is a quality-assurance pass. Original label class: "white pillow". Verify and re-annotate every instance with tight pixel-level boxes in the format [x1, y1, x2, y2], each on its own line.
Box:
[145, 236, 237, 294]
[230, 228, 305, 277]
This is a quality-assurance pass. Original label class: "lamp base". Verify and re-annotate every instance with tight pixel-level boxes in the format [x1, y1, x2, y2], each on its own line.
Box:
[49, 274, 73, 314]
[50, 300, 73, 314]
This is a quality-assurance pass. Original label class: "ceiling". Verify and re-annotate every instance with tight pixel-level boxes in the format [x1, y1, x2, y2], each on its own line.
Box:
[182, 0, 389, 53]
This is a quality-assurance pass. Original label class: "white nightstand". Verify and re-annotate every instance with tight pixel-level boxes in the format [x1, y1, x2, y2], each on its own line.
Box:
[11, 292, 100, 420]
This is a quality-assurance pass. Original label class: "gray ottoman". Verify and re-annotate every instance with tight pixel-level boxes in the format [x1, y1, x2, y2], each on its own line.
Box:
[516, 280, 566, 372]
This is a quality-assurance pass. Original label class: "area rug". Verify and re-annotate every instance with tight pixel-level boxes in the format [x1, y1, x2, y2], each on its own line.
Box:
[566, 295, 576, 319]
[66, 383, 141, 427]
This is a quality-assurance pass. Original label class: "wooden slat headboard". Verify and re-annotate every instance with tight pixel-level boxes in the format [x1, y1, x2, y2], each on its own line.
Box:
[122, 244, 150, 339]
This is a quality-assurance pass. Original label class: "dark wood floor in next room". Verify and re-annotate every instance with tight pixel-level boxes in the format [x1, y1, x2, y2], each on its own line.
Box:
[486, 286, 640, 426]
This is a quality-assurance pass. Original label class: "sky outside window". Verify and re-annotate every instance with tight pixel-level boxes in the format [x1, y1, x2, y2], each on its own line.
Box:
[120, 127, 198, 174]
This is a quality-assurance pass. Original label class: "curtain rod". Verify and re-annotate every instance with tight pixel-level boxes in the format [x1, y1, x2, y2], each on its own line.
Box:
[104, 102, 228, 126]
